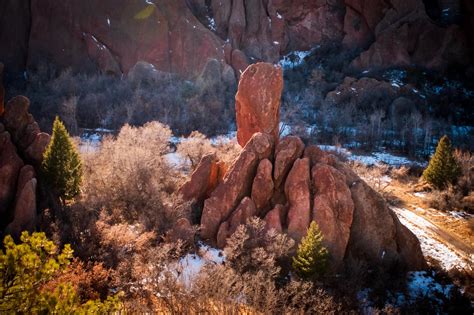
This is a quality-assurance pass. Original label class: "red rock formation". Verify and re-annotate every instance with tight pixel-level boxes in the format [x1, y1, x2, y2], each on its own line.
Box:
[179, 154, 220, 203]
[312, 164, 354, 268]
[0, 127, 24, 218]
[3, 96, 50, 165]
[200, 132, 274, 240]
[285, 158, 311, 242]
[216, 197, 257, 247]
[273, 136, 305, 188]
[26, 0, 226, 78]
[235, 63, 283, 147]
[167, 217, 195, 244]
[5, 165, 37, 238]
[264, 204, 286, 234]
[0, 95, 50, 236]
[251, 159, 274, 215]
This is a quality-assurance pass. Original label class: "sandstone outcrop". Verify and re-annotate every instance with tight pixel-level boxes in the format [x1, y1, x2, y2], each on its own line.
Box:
[5, 166, 37, 239]
[3, 96, 50, 165]
[235, 63, 283, 147]
[1, 0, 472, 81]
[285, 158, 311, 242]
[200, 132, 274, 240]
[312, 164, 354, 268]
[0, 127, 24, 219]
[264, 204, 286, 234]
[191, 68, 425, 271]
[179, 153, 220, 204]
[0, 94, 49, 237]
[216, 197, 257, 248]
[273, 136, 305, 188]
[251, 159, 274, 215]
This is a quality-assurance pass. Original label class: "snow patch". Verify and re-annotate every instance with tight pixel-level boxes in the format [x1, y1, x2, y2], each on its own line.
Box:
[391, 207, 472, 272]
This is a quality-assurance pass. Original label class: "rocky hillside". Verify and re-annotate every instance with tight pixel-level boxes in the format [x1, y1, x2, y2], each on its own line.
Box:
[0, 0, 472, 80]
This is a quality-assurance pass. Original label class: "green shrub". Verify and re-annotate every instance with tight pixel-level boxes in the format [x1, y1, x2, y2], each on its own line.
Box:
[292, 221, 329, 279]
[42, 116, 83, 203]
[422, 135, 461, 189]
[0, 231, 122, 313]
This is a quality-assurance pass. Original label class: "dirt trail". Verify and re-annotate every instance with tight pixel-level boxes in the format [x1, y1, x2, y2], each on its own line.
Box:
[388, 184, 473, 272]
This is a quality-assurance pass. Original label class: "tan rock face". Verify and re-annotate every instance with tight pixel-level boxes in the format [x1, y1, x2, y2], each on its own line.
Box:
[285, 158, 311, 242]
[274, 136, 305, 188]
[216, 197, 257, 247]
[312, 164, 354, 268]
[235, 63, 283, 148]
[200, 133, 273, 240]
[251, 158, 274, 215]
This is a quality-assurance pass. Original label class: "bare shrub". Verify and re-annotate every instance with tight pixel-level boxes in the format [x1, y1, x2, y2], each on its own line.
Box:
[351, 162, 391, 195]
[81, 122, 186, 230]
[391, 165, 410, 182]
[177, 131, 215, 171]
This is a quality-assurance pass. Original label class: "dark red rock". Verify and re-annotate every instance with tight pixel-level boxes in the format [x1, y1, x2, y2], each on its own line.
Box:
[0, 131, 24, 218]
[5, 165, 37, 238]
[273, 136, 305, 188]
[285, 158, 311, 242]
[251, 159, 274, 214]
[264, 204, 286, 234]
[235, 63, 283, 147]
[200, 133, 273, 241]
[216, 197, 257, 248]
[312, 164, 354, 268]
[179, 154, 220, 203]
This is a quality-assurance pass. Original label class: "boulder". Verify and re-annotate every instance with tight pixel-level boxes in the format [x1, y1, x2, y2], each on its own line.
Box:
[264, 204, 286, 234]
[3, 96, 49, 164]
[5, 165, 37, 239]
[304, 145, 335, 167]
[251, 159, 274, 214]
[216, 197, 257, 248]
[285, 158, 311, 242]
[312, 164, 354, 268]
[273, 136, 305, 188]
[179, 154, 220, 203]
[200, 133, 273, 241]
[0, 130, 24, 218]
[345, 180, 425, 269]
[235, 63, 283, 147]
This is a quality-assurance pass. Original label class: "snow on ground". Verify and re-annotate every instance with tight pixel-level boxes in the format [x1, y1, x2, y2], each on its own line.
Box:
[318, 145, 426, 167]
[391, 207, 472, 272]
[177, 242, 224, 287]
[358, 271, 455, 313]
[407, 271, 454, 302]
[278, 48, 317, 69]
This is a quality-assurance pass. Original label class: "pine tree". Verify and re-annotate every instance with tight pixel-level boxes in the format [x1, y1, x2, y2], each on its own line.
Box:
[41, 116, 83, 203]
[422, 135, 461, 189]
[292, 221, 329, 279]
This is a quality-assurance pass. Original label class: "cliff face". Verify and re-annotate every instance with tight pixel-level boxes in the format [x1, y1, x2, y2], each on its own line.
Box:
[0, 0, 472, 80]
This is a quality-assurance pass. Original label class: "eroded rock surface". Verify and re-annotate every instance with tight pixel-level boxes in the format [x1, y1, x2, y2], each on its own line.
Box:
[235, 63, 283, 147]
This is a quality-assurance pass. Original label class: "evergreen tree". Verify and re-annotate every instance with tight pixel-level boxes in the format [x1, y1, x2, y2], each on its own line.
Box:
[41, 116, 83, 203]
[422, 135, 461, 189]
[292, 221, 329, 279]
